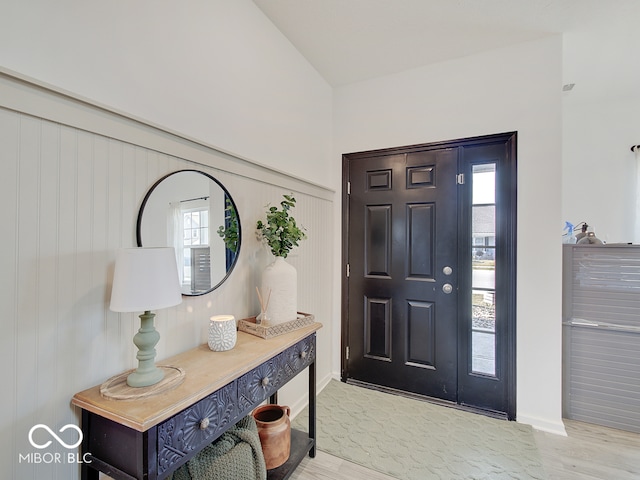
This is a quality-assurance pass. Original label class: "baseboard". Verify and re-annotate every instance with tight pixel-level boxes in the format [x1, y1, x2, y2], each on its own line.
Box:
[517, 414, 567, 436]
[289, 371, 334, 420]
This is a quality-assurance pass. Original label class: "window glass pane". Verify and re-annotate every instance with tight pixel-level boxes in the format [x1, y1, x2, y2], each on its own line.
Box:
[472, 289, 495, 333]
[182, 208, 209, 247]
[472, 331, 496, 375]
[191, 211, 201, 229]
[472, 205, 495, 246]
[472, 164, 495, 204]
[183, 212, 192, 246]
[473, 247, 495, 260]
[183, 247, 192, 284]
[472, 289, 496, 376]
[472, 264, 494, 289]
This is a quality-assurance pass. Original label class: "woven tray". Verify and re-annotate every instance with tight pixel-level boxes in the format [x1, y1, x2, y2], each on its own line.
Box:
[238, 312, 315, 339]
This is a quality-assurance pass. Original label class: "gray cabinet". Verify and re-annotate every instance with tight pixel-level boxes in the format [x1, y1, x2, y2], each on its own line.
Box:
[562, 244, 640, 433]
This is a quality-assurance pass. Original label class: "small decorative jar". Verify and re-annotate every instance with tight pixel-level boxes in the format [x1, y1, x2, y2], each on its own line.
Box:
[208, 315, 236, 352]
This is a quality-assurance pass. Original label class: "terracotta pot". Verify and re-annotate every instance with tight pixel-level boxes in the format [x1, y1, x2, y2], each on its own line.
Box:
[252, 404, 291, 469]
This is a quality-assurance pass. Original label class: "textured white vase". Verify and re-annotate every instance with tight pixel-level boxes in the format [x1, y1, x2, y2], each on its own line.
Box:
[262, 257, 297, 325]
[208, 315, 237, 351]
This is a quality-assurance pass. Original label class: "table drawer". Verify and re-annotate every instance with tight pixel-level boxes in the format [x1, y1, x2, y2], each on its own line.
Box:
[237, 335, 316, 416]
[157, 382, 237, 476]
[237, 355, 282, 415]
[282, 334, 315, 378]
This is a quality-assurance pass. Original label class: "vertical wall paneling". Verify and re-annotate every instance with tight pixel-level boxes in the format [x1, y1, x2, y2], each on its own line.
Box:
[106, 139, 123, 376]
[15, 115, 40, 480]
[1, 81, 333, 479]
[0, 108, 19, 480]
[35, 121, 59, 480]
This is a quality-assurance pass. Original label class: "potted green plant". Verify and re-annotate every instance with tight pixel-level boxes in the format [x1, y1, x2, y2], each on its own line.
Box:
[256, 194, 306, 324]
[256, 194, 306, 258]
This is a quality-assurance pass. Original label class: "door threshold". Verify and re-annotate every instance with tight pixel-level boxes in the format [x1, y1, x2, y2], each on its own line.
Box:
[345, 378, 509, 421]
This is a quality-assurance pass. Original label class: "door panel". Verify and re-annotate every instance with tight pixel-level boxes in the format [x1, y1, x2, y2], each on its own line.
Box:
[365, 205, 391, 277]
[407, 300, 435, 368]
[364, 296, 392, 360]
[407, 203, 434, 279]
[457, 141, 517, 417]
[346, 148, 458, 401]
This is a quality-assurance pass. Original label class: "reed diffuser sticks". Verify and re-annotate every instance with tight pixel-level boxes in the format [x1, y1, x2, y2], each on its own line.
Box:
[256, 286, 271, 325]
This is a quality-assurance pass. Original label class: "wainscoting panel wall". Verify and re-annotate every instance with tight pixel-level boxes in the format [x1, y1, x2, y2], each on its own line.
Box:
[0, 72, 334, 480]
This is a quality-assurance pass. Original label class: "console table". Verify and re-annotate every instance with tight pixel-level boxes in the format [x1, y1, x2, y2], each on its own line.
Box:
[72, 322, 321, 480]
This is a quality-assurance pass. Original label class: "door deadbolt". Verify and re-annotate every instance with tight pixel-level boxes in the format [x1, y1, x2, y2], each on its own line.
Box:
[442, 266, 453, 275]
[442, 283, 453, 294]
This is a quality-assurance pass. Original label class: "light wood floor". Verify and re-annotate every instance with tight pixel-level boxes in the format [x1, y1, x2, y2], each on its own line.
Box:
[289, 419, 640, 480]
[534, 419, 640, 480]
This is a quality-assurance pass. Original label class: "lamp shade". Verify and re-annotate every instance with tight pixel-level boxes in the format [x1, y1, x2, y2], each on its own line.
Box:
[110, 247, 182, 312]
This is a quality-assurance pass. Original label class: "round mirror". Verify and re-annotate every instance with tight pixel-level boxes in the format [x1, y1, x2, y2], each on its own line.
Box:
[137, 170, 241, 296]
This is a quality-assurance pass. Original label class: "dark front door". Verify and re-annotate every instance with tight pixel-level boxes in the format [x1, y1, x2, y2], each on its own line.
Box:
[342, 133, 517, 418]
[344, 146, 459, 400]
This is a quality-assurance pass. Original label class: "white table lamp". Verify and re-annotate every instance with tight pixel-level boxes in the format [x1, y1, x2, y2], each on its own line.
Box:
[110, 247, 182, 387]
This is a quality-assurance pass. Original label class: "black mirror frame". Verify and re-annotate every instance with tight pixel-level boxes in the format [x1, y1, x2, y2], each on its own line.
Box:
[136, 169, 241, 296]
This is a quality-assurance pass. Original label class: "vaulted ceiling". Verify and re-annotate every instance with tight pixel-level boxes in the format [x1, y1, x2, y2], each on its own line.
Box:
[253, 0, 640, 102]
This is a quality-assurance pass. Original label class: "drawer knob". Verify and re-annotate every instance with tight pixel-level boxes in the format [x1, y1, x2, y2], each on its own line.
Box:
[261, 377, 270, 387]
[300, 351, 307, 359]
[199, 418, 210, 430]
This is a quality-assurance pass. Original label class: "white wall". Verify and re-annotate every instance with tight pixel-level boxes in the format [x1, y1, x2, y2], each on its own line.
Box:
[0, 2, 335, 478]
[0, 0, 333, 188]
[0, 0, 590, 465]
[332, 36, 565, 434]
[0, 74, 334, 480]
[562, 96, 640, 243]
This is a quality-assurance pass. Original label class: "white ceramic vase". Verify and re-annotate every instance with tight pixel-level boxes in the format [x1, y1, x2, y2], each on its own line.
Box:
[208, 315, 237, 351]
[262, 257, 297, 325]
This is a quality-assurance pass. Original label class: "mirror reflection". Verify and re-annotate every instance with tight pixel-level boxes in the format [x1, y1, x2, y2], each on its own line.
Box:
[137, 170, 241, 296]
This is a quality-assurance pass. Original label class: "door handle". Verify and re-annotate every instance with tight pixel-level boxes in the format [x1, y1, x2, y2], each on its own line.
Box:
[442, 283, 453, 294]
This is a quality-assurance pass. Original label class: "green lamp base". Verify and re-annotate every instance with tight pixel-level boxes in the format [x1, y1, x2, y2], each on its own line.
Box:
[127, 311, 165, 388]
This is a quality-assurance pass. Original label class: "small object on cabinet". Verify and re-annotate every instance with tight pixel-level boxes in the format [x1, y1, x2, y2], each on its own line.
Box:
[238, 312, 315, 339]
[208, 315, 237, 351]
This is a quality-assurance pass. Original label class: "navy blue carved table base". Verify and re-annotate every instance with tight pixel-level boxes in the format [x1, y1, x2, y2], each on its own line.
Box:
[73, 327, 318, 480]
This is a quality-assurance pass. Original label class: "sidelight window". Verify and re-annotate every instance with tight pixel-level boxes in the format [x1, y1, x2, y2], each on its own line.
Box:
[471, 163, 496, 376]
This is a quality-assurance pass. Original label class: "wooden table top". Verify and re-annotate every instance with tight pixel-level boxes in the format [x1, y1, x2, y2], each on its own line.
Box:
[71, 322, 322, 432]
